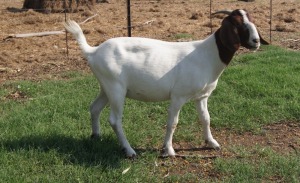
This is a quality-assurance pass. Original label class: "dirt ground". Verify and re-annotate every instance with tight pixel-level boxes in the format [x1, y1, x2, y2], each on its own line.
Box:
[158, 121, 300, 180]
[0, 0, 299, 180]
[0, 0, 299, 82]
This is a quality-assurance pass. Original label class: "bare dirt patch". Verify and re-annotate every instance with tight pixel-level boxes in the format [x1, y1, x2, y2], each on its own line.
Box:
[174, 122, 300, 157]
[155, 122, 300, 180]
[0, 0, 300, 83]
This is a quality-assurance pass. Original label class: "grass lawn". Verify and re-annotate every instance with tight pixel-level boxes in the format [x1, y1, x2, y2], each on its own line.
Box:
[0, 46, 299, 182]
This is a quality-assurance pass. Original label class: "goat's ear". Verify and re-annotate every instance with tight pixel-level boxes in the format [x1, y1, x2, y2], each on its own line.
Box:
[219, 17, 241, 52]
[258, 31, 269, 45]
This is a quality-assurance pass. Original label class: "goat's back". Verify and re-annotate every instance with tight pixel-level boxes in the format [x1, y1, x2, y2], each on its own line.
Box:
[88, 37, 221, 102]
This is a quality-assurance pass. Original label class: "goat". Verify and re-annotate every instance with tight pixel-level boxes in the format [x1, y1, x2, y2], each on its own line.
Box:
[64, 9, 268, 158]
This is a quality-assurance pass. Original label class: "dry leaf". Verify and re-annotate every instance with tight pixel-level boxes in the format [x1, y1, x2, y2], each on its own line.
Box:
[122, 167, 131, 175]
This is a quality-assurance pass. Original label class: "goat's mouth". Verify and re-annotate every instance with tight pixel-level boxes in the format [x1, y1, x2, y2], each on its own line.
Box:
[244, 44, 259, 51]
[249, 46, 259, 51]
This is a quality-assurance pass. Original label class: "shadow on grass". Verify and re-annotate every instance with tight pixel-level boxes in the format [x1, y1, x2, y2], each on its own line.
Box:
[2, 134, 124, 168]
[135, 146, 213, 154]
[135, 146, 216, 159]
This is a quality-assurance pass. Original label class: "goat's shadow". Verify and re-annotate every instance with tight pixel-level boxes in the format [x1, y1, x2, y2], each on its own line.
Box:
[2, 134, 123, 168]
[2, 133, 218, 168]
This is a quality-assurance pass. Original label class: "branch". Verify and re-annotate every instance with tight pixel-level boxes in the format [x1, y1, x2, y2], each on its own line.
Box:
[159, 154, 220, 159]
[5, 31, 65, 39]
[283, 39, 300, 42]
[130, 19, 156, 28]
[175, 154, 219, 159]
[79, 14, 98, 24]
[3, 14, 98, 40]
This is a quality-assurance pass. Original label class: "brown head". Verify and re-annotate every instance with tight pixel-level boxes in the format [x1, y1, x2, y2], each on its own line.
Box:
[214, 9, 269, 65]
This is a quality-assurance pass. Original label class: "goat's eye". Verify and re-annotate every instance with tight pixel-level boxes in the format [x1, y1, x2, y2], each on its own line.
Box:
[238, 24, 249, 36]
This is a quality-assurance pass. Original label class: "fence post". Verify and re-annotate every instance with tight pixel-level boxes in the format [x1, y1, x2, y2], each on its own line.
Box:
[127, 0, 131, 37]
[64, 4, 69, 57]
[269, 0, 272, 44]
[210, 0, 212, 34]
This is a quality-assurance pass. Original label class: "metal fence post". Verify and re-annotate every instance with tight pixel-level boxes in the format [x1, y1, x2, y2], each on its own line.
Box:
[270, 0, 272, 44]
[210, 0, 212, 34]
[127, 0, 131, 37]
[64, 3, 69, 57]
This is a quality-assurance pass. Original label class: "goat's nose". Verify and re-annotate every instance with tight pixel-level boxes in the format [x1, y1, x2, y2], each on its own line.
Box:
[253, 39, 259, 43]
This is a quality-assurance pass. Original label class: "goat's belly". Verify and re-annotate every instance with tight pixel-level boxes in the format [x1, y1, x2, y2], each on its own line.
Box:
[126, 87, 170, 102]
[125, 73, 174, 102]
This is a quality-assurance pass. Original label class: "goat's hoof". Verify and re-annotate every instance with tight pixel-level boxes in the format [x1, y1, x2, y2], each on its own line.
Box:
[212, 145, 221, 151]
[128, 153, 137, 160]
[205, 139, 221, 151]
[90, 134, 100, 139]
[122, 148, 137, 159]
[161, 146, 176, 157]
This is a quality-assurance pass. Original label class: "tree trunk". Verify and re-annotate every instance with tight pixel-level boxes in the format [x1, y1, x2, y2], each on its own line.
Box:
[22, 0, 95, 13]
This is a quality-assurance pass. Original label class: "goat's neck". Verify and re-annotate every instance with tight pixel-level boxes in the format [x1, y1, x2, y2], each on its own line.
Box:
[193, 34, 228, 82]
[214, 29, 237, 65]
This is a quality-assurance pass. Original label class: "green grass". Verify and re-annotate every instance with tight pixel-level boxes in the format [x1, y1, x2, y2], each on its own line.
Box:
[211, 46, 300, 131]
[0, 46, 299, 182]
[215, 147, 300, 183]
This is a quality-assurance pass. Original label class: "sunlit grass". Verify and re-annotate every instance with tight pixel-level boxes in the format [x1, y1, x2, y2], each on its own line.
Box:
[0, 46, 299, 182]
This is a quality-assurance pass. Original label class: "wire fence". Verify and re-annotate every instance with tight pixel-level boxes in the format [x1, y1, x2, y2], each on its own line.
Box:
[0, 0, 299, 60]
[0, 0, 287, 37]
[0, 0, 274, 35]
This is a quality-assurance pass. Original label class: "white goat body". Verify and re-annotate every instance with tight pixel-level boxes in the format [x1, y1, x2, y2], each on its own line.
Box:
[64, 9, 266, 157]
[89, 37, 224, 102]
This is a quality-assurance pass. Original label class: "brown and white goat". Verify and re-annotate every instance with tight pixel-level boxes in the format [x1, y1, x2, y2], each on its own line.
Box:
[64, 9, 268, 157]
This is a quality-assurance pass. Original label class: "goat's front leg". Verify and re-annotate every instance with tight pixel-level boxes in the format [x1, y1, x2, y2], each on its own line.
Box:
[195, 97, 220, 150]
[162, 98, 186, 157]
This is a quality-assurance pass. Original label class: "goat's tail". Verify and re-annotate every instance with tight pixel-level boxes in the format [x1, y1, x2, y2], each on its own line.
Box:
[63, 20, 95, 55]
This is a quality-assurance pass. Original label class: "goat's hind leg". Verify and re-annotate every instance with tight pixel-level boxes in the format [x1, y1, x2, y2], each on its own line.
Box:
[90, 91, 108, 138]
[107, 86, 136, 158]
